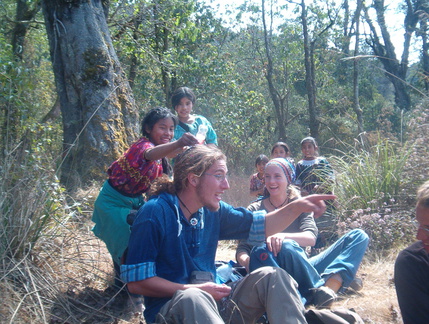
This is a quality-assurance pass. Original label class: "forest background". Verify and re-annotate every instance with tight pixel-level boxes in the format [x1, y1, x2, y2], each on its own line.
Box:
[1, 0, 429, 323]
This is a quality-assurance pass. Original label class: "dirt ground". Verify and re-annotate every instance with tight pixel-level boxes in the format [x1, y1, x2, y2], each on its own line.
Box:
[48, 233, 402, 324]
[43, 177, 404, 323]
[216, 243, 402, 324]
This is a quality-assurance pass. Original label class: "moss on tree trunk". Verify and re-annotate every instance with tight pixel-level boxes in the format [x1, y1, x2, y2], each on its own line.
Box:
[42, 0, 139, 190]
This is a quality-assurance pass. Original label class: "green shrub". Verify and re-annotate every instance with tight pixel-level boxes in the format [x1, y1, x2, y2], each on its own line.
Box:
[330, 135, 414, 250]
[330, 136, 411, 211]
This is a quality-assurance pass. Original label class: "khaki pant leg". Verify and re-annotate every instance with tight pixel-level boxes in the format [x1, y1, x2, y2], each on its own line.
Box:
[230, 266, 307, 324]
[155, 287, 224, 324]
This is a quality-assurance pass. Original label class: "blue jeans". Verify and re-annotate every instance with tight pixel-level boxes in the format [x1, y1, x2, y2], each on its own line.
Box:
[249, 229, 369, 300]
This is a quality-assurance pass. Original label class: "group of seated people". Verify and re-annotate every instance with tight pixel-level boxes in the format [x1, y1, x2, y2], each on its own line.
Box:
[250, 138, 336, 254]
[241, 157, 368, 308]
[91, 86, 428, 323]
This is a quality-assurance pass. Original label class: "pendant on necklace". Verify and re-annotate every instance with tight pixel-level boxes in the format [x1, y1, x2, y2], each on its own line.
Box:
[269, 197, 288, 210]
[190, 218, 198, 226]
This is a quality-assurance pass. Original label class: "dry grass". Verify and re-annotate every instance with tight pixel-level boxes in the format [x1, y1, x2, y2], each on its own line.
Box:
[0, 177, 406, 323]
[220, 175, 404, 323]
[334, 252, 402, 323]
[215, 242, 403, 324]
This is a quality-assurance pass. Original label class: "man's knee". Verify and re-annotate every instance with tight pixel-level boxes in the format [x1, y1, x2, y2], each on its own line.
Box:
[175, 287, 211, 303]
[250, 265, 277, 276]
[250, 266, 298, 288]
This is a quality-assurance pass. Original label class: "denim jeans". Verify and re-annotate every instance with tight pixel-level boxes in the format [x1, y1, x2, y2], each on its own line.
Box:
[249, 229, 369, 301]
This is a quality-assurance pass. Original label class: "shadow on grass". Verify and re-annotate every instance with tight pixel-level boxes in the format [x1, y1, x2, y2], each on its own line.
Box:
[50, 286, 144, 324]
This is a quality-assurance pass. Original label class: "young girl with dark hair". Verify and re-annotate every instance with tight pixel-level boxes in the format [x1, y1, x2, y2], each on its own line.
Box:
[295, 137, 333, 196]
[270, 141, 296, 175]
[270, 141, 292, 159]
[295, 137, 336, 251]
[171, 87, 218, 147]
[92, 107, 198, 285]
[249, 154, 269, 198]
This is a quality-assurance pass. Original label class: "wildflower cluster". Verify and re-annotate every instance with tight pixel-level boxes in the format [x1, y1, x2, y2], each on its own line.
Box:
[337, 205, 415, 251]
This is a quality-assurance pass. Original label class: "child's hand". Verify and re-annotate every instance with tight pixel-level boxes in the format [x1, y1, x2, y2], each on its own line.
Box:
[266, 234, 285, 256]
[178, 132, 199, 147]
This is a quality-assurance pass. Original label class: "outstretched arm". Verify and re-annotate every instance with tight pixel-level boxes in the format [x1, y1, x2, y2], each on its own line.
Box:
[145, 133, 198, 161]
[264, 194, 335, 237]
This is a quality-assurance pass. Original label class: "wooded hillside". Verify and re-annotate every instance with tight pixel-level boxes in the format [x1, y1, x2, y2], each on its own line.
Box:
[1, 0, 429, 322]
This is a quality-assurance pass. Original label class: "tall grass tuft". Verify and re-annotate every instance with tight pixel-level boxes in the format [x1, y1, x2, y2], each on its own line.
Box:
[330, 135, 411, 212]
[1, 134, 67, 259]
[330, 134, 415, 251]
[0, 127, 136, 323]
[0, 126, 70, 322]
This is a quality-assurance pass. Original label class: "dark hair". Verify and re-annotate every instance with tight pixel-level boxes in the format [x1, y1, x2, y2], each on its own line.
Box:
[271, 142, 291, 155]
[171, 87, 196, 109]
[255, 154, 269, 167]
[300, 136, 318, 147]
[141, 107, 178, 137]
[300, 136, 319, 156]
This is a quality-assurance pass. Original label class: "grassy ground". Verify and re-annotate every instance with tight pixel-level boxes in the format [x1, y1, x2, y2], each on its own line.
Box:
[38, 230, 402, 324]
[0, 176, 405, 323]
[216, 242, 402, 324]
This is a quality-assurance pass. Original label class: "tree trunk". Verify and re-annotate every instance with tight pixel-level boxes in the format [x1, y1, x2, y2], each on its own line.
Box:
[152, 0, 177, 107]
[262, 0, 287, 141]
[420, 16, 429, 92]
[353, 0, 364, 135]
[128, 15, 143, 89]
[2, 0, 41, 159]
[42, 0, 139, 190]
[301, 0, 319, 140]
[342, 0, 350, 55]
[12, 0, 41, 60]
[364, 0, 422, 110]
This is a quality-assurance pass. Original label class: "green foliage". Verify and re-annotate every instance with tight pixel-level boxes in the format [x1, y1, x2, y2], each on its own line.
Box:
[0, 12, 56, 154]
[331, 136, 411, 211]
[214, 89, 273, 174]
[330, 135, 415, 250]
[402, 99, 429, 189]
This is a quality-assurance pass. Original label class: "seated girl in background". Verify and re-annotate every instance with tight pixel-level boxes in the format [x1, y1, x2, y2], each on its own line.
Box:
[236, 158, 369, 308]
[171, 86, 218, 147]
[295, 136, 336, 251]
[271, 141, 293, 159]
[249, 154, 269, 198]
[295, 137, 333, 196]
[270, 141, 295, 172]
[92, 107, 198, 285]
